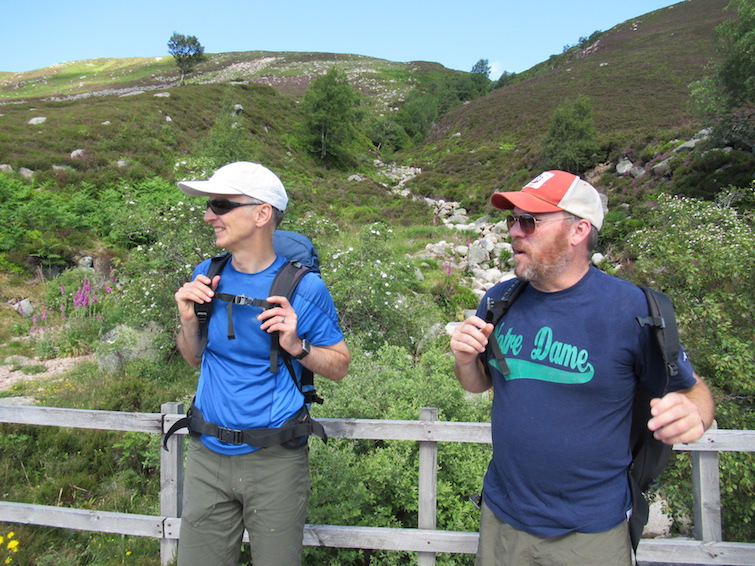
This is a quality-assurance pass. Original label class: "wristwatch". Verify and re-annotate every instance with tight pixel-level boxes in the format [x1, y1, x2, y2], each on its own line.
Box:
[294, 338, 311, 360]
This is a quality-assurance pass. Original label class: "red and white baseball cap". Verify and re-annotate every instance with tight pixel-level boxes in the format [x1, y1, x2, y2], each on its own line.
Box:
[491, 170, 605, 230]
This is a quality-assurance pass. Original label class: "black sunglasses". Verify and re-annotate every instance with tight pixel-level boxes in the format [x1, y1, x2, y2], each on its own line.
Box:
[206, 198, 261, 215]
[506, 213, 568, 235]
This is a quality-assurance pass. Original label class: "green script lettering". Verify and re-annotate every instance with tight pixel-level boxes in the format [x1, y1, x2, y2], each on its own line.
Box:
[499, 326, 523, 356]
[531, 327, 593, 372]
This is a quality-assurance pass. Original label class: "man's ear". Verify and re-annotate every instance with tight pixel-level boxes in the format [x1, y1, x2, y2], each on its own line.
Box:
[569, 218, 592, 247]
[254, 203, 274, 227]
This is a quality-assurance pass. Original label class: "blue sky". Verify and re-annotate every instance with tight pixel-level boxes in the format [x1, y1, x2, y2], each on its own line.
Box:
[1, 0, 681, 76]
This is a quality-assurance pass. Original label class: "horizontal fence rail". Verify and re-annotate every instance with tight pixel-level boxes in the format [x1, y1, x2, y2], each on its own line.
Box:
[0, 403, 753, 565]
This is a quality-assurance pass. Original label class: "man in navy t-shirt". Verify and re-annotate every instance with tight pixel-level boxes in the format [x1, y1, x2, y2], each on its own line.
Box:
[450, 171, 714, 565]
[174, 162, 350, 566]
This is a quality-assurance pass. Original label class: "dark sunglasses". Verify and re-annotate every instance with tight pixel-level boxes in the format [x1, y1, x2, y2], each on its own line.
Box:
[206, 198, 261, 215]
[506, 213, 567, 235]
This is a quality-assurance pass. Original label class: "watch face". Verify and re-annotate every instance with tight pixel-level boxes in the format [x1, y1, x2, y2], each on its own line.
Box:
[296, 339, 310, 359]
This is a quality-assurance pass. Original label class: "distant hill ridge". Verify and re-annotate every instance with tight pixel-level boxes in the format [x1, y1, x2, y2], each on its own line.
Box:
[0, 0, 746, 208]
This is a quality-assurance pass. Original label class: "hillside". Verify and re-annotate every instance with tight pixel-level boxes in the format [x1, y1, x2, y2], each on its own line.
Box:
[406, 0, 738, 208]
[0, 0, 749, 212]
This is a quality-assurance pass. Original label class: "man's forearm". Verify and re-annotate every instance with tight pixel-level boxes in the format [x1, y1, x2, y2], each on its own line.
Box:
[176, 319, 201, 367]
[297, 340, 350, 381]
[454, 358, 492, 393]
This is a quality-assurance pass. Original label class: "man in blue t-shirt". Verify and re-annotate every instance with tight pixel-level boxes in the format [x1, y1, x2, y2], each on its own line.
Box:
[450, 170, 714, 566]
[173, 161, 350, 566]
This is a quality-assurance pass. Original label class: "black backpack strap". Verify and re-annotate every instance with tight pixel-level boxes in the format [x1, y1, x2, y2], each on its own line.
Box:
[267, 261, 310, 373]
[628, 286, 679, 551]
[637, 287, 680, 383]
[269, 261, 324, 405]
[484, 279, 527, 376]
[162, 401, 326, 451]
[194, 253, 232, 358]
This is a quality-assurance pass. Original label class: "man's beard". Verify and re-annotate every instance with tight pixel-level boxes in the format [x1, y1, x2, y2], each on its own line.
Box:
[513, 234, 572, 286]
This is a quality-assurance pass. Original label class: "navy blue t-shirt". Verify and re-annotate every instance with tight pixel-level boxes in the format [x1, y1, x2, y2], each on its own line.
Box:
[477, 267, 696, 536]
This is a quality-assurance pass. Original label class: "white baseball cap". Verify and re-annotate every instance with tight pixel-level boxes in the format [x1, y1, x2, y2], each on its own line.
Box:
[177, 161, 288, 211]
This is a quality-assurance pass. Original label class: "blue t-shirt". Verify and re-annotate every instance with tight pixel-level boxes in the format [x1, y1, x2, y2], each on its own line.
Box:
[192, 254, 344, 455]
[477, 267, 696, 537]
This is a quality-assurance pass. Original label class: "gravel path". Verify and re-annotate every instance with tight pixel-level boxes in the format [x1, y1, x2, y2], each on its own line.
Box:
[0, 353, 93, 393]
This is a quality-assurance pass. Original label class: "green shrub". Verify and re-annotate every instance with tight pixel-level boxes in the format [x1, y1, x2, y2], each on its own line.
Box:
[627, 190, 754, 541]
[307, 341, 490, 565]
[324, 223, 444, 352]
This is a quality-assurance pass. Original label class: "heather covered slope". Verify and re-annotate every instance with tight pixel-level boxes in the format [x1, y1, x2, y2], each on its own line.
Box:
[407, 0, 736, 206]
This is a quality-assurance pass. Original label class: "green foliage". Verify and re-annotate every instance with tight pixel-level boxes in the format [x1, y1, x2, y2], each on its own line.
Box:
[689, 0, 755, 147]
[626, 191, 754, 541]
[470, 59, 492, 97]
[301, 68, 363, 165]
[167, 32, 207, 84]
[492, 70, 517, 90]
[669, 147, 755, 200]
[114, 197, 215, 335]
[396, 90, 441, 144]
[627, 192, 754, 396]
[307, 341, 490, 565]
[324, 223, 445, 352]
[540, 94, 600, 174]
[367, 115, 411, 154]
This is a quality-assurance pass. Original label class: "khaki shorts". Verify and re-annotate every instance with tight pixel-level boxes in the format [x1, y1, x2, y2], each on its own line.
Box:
[476, 501, 633, 566]
[177, 437, 311, 566]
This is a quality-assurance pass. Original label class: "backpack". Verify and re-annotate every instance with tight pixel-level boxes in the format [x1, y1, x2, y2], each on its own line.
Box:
[163, 230, 325, 451]
[482, 279, 679, 552]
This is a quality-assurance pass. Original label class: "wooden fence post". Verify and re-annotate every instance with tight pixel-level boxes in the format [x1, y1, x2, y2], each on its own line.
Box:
[692, 420, 722, 542]
[160, 402, 184, 565]
[419, 407, 439, 566]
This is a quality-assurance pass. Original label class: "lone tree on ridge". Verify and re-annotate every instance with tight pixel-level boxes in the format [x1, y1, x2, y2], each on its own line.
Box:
[167, 32, 206, 85]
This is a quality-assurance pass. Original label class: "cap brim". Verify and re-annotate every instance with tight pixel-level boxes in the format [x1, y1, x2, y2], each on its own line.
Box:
[491, 191, 564, 213]
[176, 179, 243, 197]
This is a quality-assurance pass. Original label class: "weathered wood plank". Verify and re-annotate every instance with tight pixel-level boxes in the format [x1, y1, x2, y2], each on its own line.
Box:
[636, 538, 755, 565]
[675, 429, 755, 453]
[303, 525, 480, 554]
[0, 502, 163, 538]
[319, 418, 494, 443]
[5, 406, 748, 452]
[160, 402, 184, 566]
[0, 404, 162, 433]
[419, 408, 439, 566]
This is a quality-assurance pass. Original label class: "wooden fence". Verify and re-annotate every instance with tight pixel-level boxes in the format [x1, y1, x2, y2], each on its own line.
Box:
[0, 403, 754, 565]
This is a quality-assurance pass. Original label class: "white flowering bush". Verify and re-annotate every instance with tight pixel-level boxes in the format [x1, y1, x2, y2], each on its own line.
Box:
[117, 198, 215, 334]
[324, 222, 444, 352]
[628, 191, 754, 397]
[628, 190, 754, 540]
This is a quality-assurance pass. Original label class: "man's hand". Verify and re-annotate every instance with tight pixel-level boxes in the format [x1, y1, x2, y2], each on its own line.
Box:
[450, 316, 495, 393]
[174, 274, 219, 322]
[174, 274, 220, 366]
[258, 295, 300, 353]
[648, 390, 707, 445]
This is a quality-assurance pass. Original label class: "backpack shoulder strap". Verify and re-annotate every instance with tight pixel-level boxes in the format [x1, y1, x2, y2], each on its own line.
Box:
[268, 261, 323, 405]
[193, 253, 232, 358]
[628, 285, 680, 551]
[483, 279, 527, 376]
[267, 261, 311, 373]
[637, 286, 680, 385]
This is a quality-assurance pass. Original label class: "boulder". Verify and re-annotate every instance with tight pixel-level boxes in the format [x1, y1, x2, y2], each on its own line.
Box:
[616, 158, 634, 175]
[95, 322, 163, 373]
